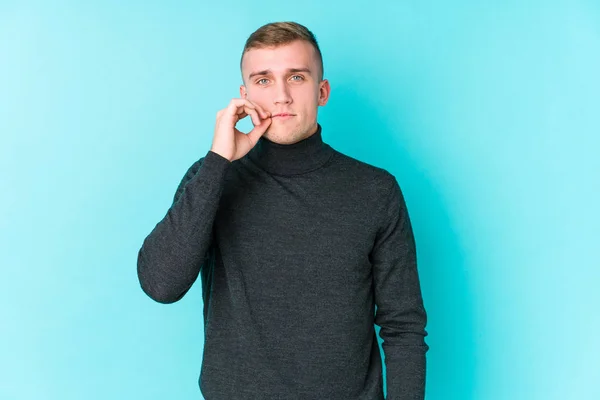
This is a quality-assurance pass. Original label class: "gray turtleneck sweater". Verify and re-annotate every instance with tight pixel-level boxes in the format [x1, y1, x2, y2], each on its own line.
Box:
[137, 124, 428, 400]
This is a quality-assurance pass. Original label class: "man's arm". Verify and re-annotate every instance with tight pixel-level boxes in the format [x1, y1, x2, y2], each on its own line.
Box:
[136, 150, 231, 304]
[370, 174, 429, 399]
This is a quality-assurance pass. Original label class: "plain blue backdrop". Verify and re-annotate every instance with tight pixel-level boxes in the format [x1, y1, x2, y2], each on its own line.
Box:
[1, 1, 599, 399]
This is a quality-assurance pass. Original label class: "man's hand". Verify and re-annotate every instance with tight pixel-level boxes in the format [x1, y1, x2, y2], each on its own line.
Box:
[210, 98, 272, 162]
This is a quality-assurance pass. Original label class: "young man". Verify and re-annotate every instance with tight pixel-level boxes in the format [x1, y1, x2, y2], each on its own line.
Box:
[137, 21, 429, 400]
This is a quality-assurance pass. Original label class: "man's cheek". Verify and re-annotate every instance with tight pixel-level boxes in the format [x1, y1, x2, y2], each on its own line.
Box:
[256, 101, 272, 113]
[246, 94, 267, 108]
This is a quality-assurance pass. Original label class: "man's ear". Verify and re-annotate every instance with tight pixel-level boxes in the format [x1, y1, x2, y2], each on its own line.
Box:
[318, 79, 330, 106]
[240, 85, 247, 99]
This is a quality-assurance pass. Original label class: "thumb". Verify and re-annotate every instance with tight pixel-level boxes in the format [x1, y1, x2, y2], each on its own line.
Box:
[246, 117, 271, 145]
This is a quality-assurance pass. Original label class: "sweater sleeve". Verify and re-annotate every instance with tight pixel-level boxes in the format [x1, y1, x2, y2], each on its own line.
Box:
[370, 174, 429, 399]
[137, 150, 231, 304]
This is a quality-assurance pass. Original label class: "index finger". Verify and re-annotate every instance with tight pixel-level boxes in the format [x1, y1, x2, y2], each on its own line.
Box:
[241, 99, 270, 119]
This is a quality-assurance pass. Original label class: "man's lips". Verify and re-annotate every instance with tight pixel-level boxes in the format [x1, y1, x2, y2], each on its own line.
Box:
[272, 113, 295, 117]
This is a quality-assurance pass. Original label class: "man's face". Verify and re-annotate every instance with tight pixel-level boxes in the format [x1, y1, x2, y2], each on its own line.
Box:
[240, 40, 330, 144]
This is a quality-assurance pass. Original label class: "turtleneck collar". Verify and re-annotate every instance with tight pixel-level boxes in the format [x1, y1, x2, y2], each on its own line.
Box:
[244, 123, 335, 176]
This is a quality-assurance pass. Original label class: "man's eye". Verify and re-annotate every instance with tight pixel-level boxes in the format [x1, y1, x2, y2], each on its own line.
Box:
[257, 78, 269, 85]
[291, 75, 304, 81]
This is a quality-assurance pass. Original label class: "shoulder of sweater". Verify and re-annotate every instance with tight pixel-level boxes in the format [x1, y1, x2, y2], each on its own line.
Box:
[330, 149, 396, 184]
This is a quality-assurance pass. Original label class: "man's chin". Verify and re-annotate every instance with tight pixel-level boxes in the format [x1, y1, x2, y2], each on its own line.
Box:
[264, 127, 289, 138]
[263, 128, 298, 144]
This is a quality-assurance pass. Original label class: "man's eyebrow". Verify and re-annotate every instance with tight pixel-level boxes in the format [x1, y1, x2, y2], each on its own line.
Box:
[248, 68, 312, 80]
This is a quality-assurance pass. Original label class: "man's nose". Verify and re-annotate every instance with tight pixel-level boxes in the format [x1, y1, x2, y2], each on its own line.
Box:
[273, 82, 292, 105]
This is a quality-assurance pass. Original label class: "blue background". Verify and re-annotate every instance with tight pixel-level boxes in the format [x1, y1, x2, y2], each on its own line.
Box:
[1, 1, 599, 399]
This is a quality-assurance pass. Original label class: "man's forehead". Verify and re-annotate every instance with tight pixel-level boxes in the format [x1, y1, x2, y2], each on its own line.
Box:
[242, 42, 317, 73]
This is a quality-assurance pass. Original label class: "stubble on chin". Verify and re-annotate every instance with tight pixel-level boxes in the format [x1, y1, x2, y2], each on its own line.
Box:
[263, 124, 302, 144]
